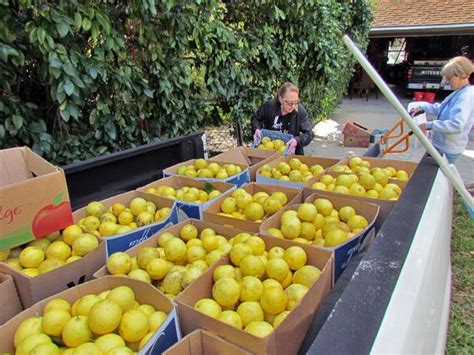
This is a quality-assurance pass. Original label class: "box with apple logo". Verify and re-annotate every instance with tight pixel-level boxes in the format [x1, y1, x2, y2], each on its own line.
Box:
[0, 147, 74, 250]
[163, 158, 250, 188]
[72, 191, 179, 258]
[0, 276, 181, 354]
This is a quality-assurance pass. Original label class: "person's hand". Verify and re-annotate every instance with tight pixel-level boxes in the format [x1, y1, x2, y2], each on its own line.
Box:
[253, 129, 262, 141]
[286, 138, 298, 155]
[410, 107, 423, 117]
[418, 123, 427, 133]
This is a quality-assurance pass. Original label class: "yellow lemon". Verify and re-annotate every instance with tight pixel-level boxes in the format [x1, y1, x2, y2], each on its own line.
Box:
[107, 286, 136, 313]
[149, 311, 168, 332]
[237, 301, 264, 327]
[107, 252, 131, 275]
[41, 309, 71, 336]
[293, 265, 321, 288]
[217, 310, 243, 329]
[88, 300, 122, 335]
[260, 287, 288, 314]
[212, 277, 240, 308]
[244, 321, 274, 338]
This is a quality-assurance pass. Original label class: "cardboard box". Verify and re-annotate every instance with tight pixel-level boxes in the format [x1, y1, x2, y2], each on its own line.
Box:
[255, 155, 339, 189]
[342, 121, 372, 148]
[333, 156, 418, 178]
[0, 276, 181, 354]
[0, 237, 105, 308]
[94, 219, 248, 287]
[163, 159, 250, 188]
[73, 190, 179, 258]
[211, 146, 279, 181]
[175, 235, 334, 355]
[304, 170, 406, 230]
[0, 147, 73, 250]
[260, 194, 379, 281]
[164, 329, 252, 355]
[137, 176, 236, 221]
[0, 273, 23, 325]
[203, 182, 303, 233]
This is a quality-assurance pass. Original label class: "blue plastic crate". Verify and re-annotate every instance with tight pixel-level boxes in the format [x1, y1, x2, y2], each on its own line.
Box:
[252, 129, 294, 156]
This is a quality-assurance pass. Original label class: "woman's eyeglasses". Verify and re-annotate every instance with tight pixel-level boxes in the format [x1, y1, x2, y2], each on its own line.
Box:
[283, 99, 300, 106]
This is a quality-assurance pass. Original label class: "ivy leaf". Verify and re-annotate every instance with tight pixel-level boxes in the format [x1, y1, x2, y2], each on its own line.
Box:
[12, 115, 23, 129]
[64, 80, 75, 96]
[144, 89, 154, 98]
[56, 22, 70, 38]
[74, 13, 83, 29]
[82, 18, 92, 31]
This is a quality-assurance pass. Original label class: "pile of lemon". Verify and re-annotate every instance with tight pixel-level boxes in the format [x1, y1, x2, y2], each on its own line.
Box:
[77, 198, 171, 238]
[265, 199, 369, 248]
[107, 224, 238, 298]
[177, 159, 242, 179]
[218, 188, 289, 222]
[12, 285, 168, 353]
[0, 229, 99, 277]
[311, 157, 406, 200]
[258, 158, 325, 183]
[193, 235, 320, 338]
[145, 185, 222, 204]
[257, 137, 287, 155]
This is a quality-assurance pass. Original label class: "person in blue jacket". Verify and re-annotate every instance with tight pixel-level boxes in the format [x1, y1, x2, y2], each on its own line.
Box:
[411, 56, 474, 164]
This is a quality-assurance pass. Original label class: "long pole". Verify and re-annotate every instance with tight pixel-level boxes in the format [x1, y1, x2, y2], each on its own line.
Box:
[342, 35, 474, 210]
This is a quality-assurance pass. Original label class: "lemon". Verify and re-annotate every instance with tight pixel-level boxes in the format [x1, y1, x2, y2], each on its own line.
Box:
[201, 234, 219, 252]
[325, 229, 348, 247]
[72, 342, 102, 354]
[28, 239, 50, 253]
[14, 316, 43, 347]
[138, 332, 154, 350]
[99, 221, 119, 236]
[88, 300, 122, 335]
[86, 201, 104, 217]
[72, 234, 98, 256]
[313, 199, 333, 217]
[19, 246, 45, 268]
[107, 286, 136, 313]
[137, 247, 160, 269]
[162, 270, 184, 295]
[244, 236, 266, 256]
[244, 203, 265, 221]
[240, 255, 265, 279]
[281, 216, 301, 239]
[119, 309, 150, 343]
[95, 333, 125, 352]
[181, 266, 203, 288]
[267, 228, 284, 239]
[74, 294, 102, 316]
[260, 287, 288, 314]
[281, 270, 293, 288]
[44, 298, 71, 314]
[229, 243, 253, 266]
[273, 310, 290, 328]
[38, 258, 65, 274]
[186, 245, 207, 263]
[285, 284, 309, 310]
[244, 321, 274, 338]
[136, 304, 155, 317]
[100, 212, 117, 224]
[262, 279, 283, 290]
[218, 310, 243, 329]
[212, 277, 240, 308]
[205, 250, 225, 266]
[16, 333, 52, 354]
[62, 315, 92, 348]
[347, 215, 369, 230]
[30, 342, 60, 354]
[107, 346, 134, 354]
[178, 224, 198, 242]
[130, 197, 148, 216]
[45, 241, 71, 261]
[118, 210, 134, 225]
[127, 269, 151, 283]
[297, 203, 317, 222]
[149, 311, 168, 332]
[83, 216, 100, 231]
[293, 265, 321, 287]
[4, 257, 23, 271]
[164, 238, 186, 262]
[22, 268, 40, 277]
[213, 265, 237, 282]
[237, 301, 264, 327]
[283, 246, 307, 271]
[146, 258, 169, 280]
[107, 252, 132, 275]
[40, 309, 70, 336]
[265, 258, 290, 282]
[237, 276, 264, 303]
[195, 298, 222, 318]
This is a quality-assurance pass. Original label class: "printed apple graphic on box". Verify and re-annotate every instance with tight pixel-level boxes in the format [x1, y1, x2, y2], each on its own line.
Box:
[32, 192, 74, 239]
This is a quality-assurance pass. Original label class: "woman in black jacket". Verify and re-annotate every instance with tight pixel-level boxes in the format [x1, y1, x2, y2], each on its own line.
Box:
[251, 82, 314, 155]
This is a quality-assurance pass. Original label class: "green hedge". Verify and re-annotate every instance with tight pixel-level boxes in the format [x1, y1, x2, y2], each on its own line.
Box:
[0, 0, 371, 164]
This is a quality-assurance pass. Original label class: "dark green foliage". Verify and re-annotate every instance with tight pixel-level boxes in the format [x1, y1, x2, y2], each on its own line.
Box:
[0, 0, 371, 164]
